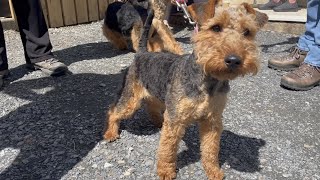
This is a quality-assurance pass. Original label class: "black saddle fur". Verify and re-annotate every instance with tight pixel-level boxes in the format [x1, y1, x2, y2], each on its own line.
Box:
[104, 0, 149, 36]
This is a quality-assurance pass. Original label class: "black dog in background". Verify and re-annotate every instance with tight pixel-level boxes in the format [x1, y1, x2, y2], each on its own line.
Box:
[102, 0, 150, 51]
[104, 0, 148, 36]
[102, 0, 187, 53]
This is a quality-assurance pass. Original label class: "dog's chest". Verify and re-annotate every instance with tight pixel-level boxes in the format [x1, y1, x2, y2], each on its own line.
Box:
[173, 92, 228, 123]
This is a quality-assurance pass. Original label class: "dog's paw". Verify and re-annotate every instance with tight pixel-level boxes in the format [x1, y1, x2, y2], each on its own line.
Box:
[158, 171, 176, 180]
[207, 169, 224, 180]
[103, 131, 119, 142]
[157, 163, 177, 180]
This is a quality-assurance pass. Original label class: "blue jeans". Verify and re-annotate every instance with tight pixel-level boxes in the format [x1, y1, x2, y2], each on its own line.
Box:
[297, 0, 320, 67]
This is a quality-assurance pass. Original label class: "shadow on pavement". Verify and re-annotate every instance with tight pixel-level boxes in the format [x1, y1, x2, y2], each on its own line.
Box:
[177, 125, 265, 173]
[54, 42, 131, 66]
[1, 71, 265, 179]
[260, 36, 299, 53]
[0, 72, 126, 179]
[3, 41, 131, 84]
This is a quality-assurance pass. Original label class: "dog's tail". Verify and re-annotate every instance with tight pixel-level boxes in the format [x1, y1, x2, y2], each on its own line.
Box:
[138, 8, 154, 52]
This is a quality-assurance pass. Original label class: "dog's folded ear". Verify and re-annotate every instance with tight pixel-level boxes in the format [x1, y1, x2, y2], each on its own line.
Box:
[187, 0, 222, 26]
[241, 3, 269, 29]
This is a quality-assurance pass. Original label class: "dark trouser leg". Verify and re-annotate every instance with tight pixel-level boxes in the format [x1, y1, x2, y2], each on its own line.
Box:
[11, 0, 53, 64]
[0, 22, 8, 71]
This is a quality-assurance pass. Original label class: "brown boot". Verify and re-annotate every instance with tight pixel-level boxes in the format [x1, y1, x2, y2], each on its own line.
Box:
[268, 46, 307, 71]
[281, 63, 320, 91]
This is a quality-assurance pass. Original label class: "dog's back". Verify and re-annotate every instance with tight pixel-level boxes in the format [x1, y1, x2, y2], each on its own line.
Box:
[134, 8, 190, 100]
[104, 1, 148, 34]
[104, 2, 124, 33]
[134, 52, 189, 101]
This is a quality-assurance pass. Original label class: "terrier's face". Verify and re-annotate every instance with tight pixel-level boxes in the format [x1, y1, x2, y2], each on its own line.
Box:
[192, 3, 268, 80]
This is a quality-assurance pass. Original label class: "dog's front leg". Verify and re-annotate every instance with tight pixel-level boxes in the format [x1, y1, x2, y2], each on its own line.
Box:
[157, 111, 186, 180]
[198, 116, 224, 180]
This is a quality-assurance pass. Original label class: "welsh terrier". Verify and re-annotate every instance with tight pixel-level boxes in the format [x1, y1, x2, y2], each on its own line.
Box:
[103, 1, 268, 179]
[102, 0, 183, 54]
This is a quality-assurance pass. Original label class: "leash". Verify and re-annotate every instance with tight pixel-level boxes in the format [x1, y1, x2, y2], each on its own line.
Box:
[175, 0, 197, 27]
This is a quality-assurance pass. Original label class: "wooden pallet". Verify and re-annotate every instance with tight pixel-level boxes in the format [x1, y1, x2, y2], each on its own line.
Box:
[41, 0, 110, 28]
[0, 0, 18, 30]
[0, 0, 111, 28]
[256, 8, 307, 22]
[1, 0, 307, 30]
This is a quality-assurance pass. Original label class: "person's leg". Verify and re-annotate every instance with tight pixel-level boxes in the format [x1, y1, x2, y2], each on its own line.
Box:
[11, 0, 53, 63]
[273, 0, 299, 12]
[297, 0, 319, 53]
[301, 0, 320, 67]
[0, 22, 8, 71]
[268, 0, 318, 71]
[0, 22, 9, 87]
[258, 0, 283, 10]
[11, 0, 67, 75]
[280, 0, 320, 90]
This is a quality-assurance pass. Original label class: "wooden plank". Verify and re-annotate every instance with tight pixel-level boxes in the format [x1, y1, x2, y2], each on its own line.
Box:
[61, 0, 77, 25]
[87, 0, 99, 21]
[227, 0, 254, 5]
[75, 0, 89, 24]
[8, 0, 16, 19]
[1, 17, 18, 30]
[40, 0, 49, 27]
[256, 0, 268, 4]
[7, 0, 18, 29]
[98, 0, 109, 20]
[46, 0, 64, 27]
[0, 0, 12, 18]
[256, 8, 307, 22]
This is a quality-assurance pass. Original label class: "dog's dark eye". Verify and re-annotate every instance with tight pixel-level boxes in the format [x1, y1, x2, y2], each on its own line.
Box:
[212, 25, 222, 32]
[243, 29, 250, 36]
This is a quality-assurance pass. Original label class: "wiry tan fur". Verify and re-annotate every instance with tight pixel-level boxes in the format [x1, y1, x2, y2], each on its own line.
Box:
[103, 1, 268, 180]
[103, 24, 128, 50]
[192, 4, 268, 80]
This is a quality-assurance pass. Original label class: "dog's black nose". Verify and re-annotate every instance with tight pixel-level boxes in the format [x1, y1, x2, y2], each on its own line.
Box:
[224, 55, 242, 69]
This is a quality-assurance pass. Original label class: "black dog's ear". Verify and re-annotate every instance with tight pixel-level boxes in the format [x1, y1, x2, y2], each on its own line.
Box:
[187, 0, 222, 26]
[241, 3, 269, 29]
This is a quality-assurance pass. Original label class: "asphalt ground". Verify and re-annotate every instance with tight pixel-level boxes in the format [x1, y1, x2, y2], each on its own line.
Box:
[0, 21, 319, 180]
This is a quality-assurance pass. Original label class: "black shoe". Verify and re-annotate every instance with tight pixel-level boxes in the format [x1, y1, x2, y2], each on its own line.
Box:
[258, 0, 283, 10]
[0, 69, 9, 88]
[26, 58, 68, 76]
[273, 1, 299, 12]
